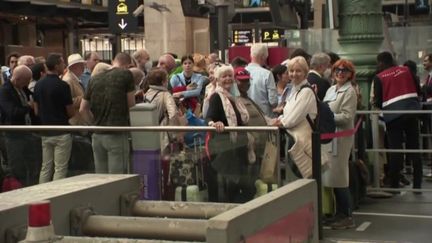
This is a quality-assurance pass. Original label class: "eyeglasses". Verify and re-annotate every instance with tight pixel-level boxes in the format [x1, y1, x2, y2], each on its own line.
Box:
[214, 62, 223, 67]
[335, 67, 351, 74]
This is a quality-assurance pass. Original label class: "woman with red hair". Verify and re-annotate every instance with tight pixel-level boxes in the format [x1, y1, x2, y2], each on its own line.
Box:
[322, 59, 358, 229]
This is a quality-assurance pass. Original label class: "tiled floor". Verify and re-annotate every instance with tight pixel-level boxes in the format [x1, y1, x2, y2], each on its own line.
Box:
[323, 171, 432, 243]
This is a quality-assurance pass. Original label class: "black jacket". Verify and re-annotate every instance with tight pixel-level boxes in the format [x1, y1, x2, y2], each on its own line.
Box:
[307, 72, 330, 101]
[0, 82, 32, 125]
[205, 93, 243, 126]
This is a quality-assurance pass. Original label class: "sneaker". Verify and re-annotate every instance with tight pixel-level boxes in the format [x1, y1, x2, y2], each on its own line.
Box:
[322, 213, 344, 228]
[330, 216, 355, 230]
[383, 189, 401, 195]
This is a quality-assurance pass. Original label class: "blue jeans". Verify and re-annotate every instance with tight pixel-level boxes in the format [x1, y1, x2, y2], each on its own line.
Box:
[92, 133, 130, 174]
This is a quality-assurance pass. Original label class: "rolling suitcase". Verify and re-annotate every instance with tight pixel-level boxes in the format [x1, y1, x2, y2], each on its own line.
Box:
[174, 136, 208, 202]
[254, 179, 278, 198]
[162, 142, 183, 201]
[132, 149, 161, 200]
[161, 154, 175, 201]
[175, 185, 203, 202]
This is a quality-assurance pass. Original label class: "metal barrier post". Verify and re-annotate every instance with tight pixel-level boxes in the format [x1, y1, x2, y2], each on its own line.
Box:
[370, 113, 381, 189]
[311, 131, 322, 240]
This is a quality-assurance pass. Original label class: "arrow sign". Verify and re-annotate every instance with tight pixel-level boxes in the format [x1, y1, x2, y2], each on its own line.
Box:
[118, 18, 128, 30]
[109, 0, 138, 34]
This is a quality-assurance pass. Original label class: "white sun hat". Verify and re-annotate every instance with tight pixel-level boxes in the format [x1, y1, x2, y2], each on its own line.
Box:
[67, 53, 85, 68]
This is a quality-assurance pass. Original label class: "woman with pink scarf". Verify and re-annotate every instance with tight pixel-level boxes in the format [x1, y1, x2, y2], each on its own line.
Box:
[205, 64, 251, 203]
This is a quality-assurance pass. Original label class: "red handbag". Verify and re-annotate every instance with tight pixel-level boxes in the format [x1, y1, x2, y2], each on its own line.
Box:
[2, 175, 23, 192]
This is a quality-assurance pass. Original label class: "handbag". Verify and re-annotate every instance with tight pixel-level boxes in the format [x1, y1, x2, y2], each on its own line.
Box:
[2, 175, 22, 192]
[285, 121, 330, 178]
[259, 132, 278, 184]
[169, 150, 196, 186]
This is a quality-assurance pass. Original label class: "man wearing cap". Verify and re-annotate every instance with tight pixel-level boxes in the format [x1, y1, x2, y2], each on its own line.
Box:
[234, 66, 268, 127]
[33, 53, 74, 183]
[63, 53, 87, 126]
[234, 66, 268, 193]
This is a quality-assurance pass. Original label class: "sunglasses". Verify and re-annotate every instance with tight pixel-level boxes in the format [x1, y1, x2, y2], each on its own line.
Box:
[236, 70, 249, 76]
[335, 67, 351, 74]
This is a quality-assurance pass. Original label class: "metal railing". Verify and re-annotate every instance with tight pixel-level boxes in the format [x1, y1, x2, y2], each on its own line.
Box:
[0, 125, 280, 132]
[0, 125, 283, 195]
[355, 109, 432, 193]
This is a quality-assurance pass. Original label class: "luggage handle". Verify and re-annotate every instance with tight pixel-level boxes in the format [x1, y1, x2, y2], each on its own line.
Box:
[181, 185, 187, 201]
[193, 135, 207, 190]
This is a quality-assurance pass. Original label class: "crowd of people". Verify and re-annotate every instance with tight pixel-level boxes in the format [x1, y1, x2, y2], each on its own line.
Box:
[0, 45, 431, 230]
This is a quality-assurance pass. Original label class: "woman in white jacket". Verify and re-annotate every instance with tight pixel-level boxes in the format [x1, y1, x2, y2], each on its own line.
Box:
[273, 56, 324, 178]
[322, 59, 358, 230]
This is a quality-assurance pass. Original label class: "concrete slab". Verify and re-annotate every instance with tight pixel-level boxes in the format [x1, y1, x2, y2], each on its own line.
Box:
[0, 174, 140, 242]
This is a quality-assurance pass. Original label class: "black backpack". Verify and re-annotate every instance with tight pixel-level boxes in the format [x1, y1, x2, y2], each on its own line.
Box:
[296, 85, 336, 144]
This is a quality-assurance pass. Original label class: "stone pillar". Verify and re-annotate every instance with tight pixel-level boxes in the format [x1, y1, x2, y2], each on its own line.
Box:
[144, 0, 187, 59]
[144, 0, 210, 60]
[337, 0, 384, 106]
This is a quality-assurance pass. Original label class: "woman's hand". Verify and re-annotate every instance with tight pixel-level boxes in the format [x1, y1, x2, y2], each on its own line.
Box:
[187, 83, 198, 90]
[272, 106, 284, 114]
[272, 119, 282, 127]
[134, 90, 144, 98]
[173, 92, 183, 98]
[210, 121, 225, 132]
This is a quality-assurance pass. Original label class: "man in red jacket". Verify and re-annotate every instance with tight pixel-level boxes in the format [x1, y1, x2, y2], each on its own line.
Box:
[372, 52, 422, 193]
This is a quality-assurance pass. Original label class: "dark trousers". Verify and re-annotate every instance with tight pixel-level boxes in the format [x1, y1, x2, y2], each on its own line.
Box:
[207, 164, 257, 203]
[334, 187, 352, 217]
[4, 132, 42, 186]
[386, 115, 422, 188]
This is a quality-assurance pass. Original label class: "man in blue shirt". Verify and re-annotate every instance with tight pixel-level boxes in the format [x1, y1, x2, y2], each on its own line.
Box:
[80, 52, 101, 90]
[246, 44, 278, 118]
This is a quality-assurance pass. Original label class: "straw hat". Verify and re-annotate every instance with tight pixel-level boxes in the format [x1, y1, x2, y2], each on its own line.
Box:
[67, 53, 85, 68]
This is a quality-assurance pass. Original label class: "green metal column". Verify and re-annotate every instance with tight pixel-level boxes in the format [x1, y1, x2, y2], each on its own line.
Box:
[337, 0, 384, 106]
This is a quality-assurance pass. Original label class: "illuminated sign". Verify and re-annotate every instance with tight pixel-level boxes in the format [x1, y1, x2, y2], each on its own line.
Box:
[109, 0, 138, 34]
[261, 29, 284, 43]
[250, 0, 262, 7]
[233, 29, 253, 44]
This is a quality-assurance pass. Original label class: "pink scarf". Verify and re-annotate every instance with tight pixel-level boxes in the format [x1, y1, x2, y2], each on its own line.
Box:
[215, 85, 249, 142]
[215, 86, 249, 124]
